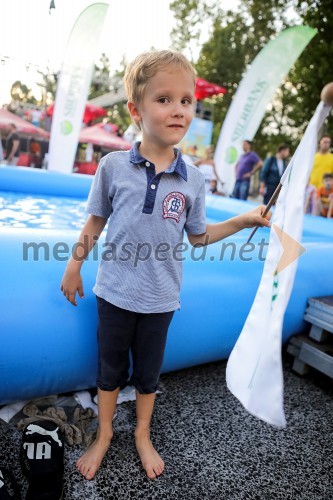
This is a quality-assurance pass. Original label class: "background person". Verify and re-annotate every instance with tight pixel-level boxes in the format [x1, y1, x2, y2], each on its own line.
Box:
[232, 140, 262, 200]
[29, 138, 42, 168]
[208, 178, 225, 196]
[309, 135, 333, 189]
[304, 182, 317, 215]
[316, 173, 333, 217]
[259, 144, 290, 204]
[31, 108, 42, 128]
[0, 132, 4, 162]
[5, 123, 20, 165]
[194, 145, 217, 193]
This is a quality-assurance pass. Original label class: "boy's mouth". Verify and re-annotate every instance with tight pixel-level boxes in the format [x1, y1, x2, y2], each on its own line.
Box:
[168, 124, 184, 128]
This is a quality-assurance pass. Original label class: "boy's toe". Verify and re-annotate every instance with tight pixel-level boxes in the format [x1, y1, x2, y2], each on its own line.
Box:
[146, 465, 157, 479]
[85, 468, 95, 480]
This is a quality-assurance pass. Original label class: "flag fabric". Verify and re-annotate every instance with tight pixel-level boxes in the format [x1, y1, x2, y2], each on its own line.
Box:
[226, 101, 332, 427]
[214, 26, 316, 195]
[48, 3, 109, 174]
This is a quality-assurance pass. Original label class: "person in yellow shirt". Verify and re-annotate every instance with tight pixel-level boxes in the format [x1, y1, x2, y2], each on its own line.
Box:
[309, 135, 333, 188]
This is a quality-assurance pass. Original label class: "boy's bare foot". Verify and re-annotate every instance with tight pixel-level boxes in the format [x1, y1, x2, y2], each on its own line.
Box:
[76, 433, 112, 480]
[135, 429, 164, 479]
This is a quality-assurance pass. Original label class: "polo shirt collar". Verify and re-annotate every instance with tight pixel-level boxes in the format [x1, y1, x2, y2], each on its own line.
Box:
[129, 141, 188, 181]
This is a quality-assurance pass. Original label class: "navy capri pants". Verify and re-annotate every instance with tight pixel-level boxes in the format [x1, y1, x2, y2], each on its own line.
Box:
[96, 296, 174, 394]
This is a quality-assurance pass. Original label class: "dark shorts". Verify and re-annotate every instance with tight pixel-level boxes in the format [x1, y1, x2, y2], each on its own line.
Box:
[96, 297, 174, 394]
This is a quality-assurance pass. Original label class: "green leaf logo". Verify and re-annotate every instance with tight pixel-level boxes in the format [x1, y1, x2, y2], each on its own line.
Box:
[225, 146, 238, 164]
[60, 120, 73, 135]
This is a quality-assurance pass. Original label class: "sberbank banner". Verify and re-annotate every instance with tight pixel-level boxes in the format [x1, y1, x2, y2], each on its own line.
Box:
[214, 26, 316, 195]
[48, 3, 109, 174]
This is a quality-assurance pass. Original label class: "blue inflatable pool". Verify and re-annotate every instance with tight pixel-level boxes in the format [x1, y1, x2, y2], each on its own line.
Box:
[1, 165, 333, 405]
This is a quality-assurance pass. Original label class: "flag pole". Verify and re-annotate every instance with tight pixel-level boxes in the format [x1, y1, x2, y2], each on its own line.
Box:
[247, 81, 333, 244]
[247, 183, 282, 243]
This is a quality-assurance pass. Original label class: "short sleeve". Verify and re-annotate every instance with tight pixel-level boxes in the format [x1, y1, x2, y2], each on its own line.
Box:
[184, 179, 206, 235]
[86, 156, 113, 219]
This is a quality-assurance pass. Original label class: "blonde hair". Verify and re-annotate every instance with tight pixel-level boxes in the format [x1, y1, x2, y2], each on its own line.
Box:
[124, 50, 196, 104]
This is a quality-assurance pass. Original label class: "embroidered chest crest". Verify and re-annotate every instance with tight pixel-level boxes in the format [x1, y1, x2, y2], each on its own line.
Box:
[162, 192, 186, 223]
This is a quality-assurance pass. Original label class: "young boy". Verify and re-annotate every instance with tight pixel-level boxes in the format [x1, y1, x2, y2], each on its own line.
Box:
[316, 173, 333, 217]
[60, 50, 271, 481]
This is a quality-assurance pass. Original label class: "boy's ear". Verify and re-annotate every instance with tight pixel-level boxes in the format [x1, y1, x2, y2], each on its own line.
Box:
[127, 101, 141, 127]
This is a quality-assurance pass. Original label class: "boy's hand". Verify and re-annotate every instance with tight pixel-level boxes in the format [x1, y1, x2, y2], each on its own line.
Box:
[241, 205, 272, 229]
[60, 268, 84, 307]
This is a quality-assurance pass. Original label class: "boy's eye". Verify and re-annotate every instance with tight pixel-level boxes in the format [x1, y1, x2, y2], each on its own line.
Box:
[182, 98, 192, 105]
[157, 97, 169, 103]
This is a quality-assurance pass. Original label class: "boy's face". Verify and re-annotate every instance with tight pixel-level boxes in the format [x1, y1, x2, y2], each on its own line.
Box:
[129, 65, 195, 148]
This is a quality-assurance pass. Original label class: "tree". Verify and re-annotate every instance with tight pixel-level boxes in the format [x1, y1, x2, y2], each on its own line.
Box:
[106, 56, 131, 132]
[195, 13, 248, 144]
[170, 0, 333, 156]
[285, 0, 333, 136]
[37, 70, 58, 106]
[10, 80, 37, 105]
[88, 53, 112, 100]
[170, 0, 222, 59]
[171, 0, 295, 150]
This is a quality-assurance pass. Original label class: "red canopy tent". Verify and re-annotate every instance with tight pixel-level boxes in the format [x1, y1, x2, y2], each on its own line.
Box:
[0, 109, 49, 139]
[195, 77, 226, 101]
[46, 103, 107, 124]
[79, 123, 131, 150]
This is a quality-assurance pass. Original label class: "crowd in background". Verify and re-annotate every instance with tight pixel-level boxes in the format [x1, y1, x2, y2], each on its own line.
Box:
[1, 117, 333, 219]
[195, 135, 333, 219]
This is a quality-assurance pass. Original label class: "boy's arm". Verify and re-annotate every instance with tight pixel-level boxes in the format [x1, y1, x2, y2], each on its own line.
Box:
[60, 214, 107, 306]
[188, 205, 271, 246]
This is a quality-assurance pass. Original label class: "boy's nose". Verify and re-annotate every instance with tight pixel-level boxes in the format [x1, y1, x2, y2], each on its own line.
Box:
[171, 106, 184, 118]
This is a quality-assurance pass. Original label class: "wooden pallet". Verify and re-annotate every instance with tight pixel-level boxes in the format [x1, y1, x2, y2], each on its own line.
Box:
[287, 296, 333, 378]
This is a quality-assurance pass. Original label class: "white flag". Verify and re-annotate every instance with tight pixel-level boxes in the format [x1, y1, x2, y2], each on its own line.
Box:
[226, 101, 332, 427]
[214, 26, 316, 195]
[48, 3, 109, 174]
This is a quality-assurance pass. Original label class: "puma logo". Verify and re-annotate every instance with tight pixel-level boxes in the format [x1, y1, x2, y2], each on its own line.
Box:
[25, 423, 63, 447]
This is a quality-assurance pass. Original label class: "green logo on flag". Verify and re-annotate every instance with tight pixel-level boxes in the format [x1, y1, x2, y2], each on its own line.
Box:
[225, 146, 238, 164]
[60, 120, 73, 135]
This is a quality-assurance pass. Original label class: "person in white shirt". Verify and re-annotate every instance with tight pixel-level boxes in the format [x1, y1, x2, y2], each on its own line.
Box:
[194, 145, 218, 194]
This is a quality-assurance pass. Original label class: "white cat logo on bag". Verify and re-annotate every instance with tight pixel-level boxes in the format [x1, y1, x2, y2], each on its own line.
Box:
[163, 192, 186, 223]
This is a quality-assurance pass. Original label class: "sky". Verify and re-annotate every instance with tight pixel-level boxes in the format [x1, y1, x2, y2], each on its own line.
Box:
[0, 0, 239, 106]
[0, 0, 172, 104]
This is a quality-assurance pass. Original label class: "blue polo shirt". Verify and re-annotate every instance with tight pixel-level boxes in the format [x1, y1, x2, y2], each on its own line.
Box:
[86, 142, 206, 313]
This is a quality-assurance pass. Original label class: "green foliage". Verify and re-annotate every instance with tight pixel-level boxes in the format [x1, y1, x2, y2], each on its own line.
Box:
[170, 0, 222, 58]
[170, 0, 333, 157]
[88, 53, 112, 100]
[195, 13, 249, 144]
[106, 102, 131, 133]
[37, 70, 57, 104]
[287, 0, 333, 136]
[10, 80, 37, 105]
